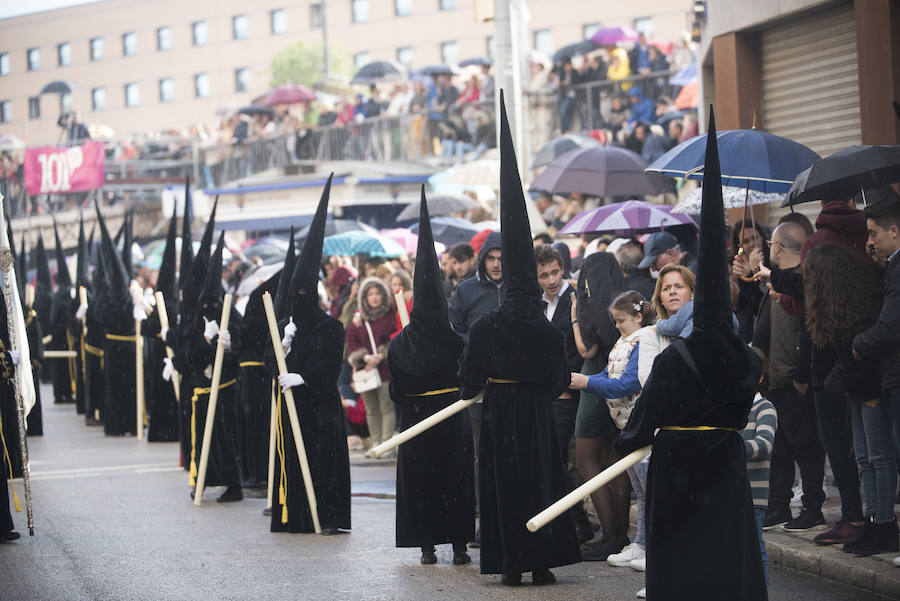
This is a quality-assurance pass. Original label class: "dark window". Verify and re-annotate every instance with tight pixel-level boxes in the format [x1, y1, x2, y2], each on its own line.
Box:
[92, 87, 106, 111]
[0, 53, 8, 76]
[159, 77, 174, 102]
[58, 42, 71, 66]
[235, 67, 250, 92]
[27, 48, 40, 71]
[28, 97, 40, 120]
[125, 82, 139, 107]
[0, 101, 10, 123]
[310, 3, 323, 28]
[194, 73, 210, 98]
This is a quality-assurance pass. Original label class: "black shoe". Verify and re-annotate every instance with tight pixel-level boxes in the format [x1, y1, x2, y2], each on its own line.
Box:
[762, 507, 792, 530]
[582, 538, 628, 561]
[263, 507, 272, 516]
[468, 528, 481, 549]
[190, 489, 197, 500]
[1, 530, 21, 542]
[782, 509, 826, 531]
[420, 550, 437, 564]
[531, 568, 556, 585]
[216, 486, 243, 503]
[501, 572, 522, 586]
[320, 528, 340, 535]
[844, 519, 899, 556]
[452, 551, 471, 565]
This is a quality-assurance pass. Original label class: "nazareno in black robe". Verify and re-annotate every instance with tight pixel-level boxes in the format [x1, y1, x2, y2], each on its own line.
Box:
[0, 294, 23, 478]
[265, 313, 351, 532]
[458, 309, 581, 575]
[389, 356, 474, 548]
[24, 307, 44, 436]
[84, 271, 107, 425]
[49, 288, 76, 405]
[237, 290, 274, 488]
[100, 289, 137, 436]
[143, 304, 179, 442]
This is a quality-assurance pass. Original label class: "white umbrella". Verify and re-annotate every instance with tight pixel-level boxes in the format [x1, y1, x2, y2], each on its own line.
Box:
[0, 134, 25, 152]
[674, 185, 785, 214]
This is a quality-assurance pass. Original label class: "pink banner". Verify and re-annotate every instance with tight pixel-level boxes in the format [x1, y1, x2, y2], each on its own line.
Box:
[24, 141, 105, 195]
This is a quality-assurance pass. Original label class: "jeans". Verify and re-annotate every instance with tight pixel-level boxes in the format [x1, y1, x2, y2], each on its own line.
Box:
[891, 388, 900, 468]
[813, 387, 863, 522]
[626, 456, 649, 549]
[849, 394, 897, 523]
[754, 506, 770, 591]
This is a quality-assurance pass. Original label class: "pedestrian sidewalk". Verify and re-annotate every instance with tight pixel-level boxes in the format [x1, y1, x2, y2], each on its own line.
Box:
[764, 500, 900, 598]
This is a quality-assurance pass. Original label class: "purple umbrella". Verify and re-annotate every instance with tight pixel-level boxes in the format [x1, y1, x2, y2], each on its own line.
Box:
[590, 26, 640, 46]
[531, 146, 674, 197]
[558, 200, 696, 235]
[262, 85, 316, 106]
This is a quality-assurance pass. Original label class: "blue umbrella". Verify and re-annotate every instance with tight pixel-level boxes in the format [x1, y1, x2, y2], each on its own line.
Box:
[410, 217, 480, 246]
[322, 231, 406, 258]
[668, 61, 697, 86]
[645, 129, 820, 194]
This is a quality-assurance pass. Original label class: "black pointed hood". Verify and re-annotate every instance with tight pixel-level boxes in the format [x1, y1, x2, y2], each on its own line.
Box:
[95, 200, 130, 299]
[5, 215, 14, 262]
[287, 175, 331, 325]
[682, 107, 761, 405]
[121, 211, 133, 278]
[498, 90, 542, 319]
[16, 233, 27, 304]
[273, 226, 297, 319]
[196, 231, 225, 317]
[52, 220, 72, 290]
[389, 186, 464, 375]
[181, 197, 218, 318]
[156, 209, 178, 301]
[178, 176, 194, 294]
[35, 234, 53, 296]
[76, 213, 90, 291]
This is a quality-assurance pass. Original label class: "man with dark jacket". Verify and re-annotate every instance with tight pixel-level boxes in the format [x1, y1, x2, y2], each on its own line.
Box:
[751, 223, 825, 531]
[449, 232, 502, 341]
[443, 243, 476, 299]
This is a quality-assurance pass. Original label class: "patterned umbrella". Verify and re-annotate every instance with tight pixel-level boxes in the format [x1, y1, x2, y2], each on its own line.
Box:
[590, 26, 639, 46]
[674, 186, 785, 214]
[322, 231, 406, 258]
[558, 200, 696, 235]
[394, 194, 480, 221]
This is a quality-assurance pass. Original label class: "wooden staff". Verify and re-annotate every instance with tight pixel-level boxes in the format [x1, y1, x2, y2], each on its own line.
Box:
[134, 286, 145, 441]
[193, 293, 233, 505]
[367, 392, 483, 458]
[266, 381, 277, 513]
[526, 445, 652, 532]
[394, 292, 410, 327]
[261, 292, 321, 533]
[79, 286, 87, 382]
[25, 283, 34, 309]
[154, 291, 180, 402]
[43, 350, 77, 359]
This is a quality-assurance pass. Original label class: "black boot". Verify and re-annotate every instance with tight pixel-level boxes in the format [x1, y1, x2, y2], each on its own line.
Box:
[501, 572, 522, 586]
[420, 546, 437, 564]
[844, 518, 899, 556]
[531, 568, 556, 585]
[216, 486, 243, 503]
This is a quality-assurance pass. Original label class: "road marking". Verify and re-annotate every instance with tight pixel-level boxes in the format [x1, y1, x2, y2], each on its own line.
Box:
[24, 462, 178, 480]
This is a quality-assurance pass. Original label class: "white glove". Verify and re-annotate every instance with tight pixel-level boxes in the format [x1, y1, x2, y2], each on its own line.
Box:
[142, 289, 156, 313]
[218, 329, 232, 350]
[203, 317, 219, 341]
[133, 305, 147, 321]
[8, 350, 20, 366]
[75, 304, 88, 320]
[162, 357, 175, 381]
[278, 372, 305, 390]
[281, 317, 297, 350]
[160, 327, 169, 342]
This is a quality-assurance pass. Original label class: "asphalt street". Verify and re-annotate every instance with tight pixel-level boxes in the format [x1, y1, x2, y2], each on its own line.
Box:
[0, 384, 893, 601]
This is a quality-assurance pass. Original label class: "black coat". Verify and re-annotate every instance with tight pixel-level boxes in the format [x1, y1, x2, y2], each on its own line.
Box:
[448, 233, 503, 340]
[458, 309, 580, 575]
[615, 345, 767, 601]
[389, 355, 474, 548]
[24, 308, 44, 436]
[853, 254, 900, 391]
[142, 307, 179, 442]
[237, 296, 273, 487]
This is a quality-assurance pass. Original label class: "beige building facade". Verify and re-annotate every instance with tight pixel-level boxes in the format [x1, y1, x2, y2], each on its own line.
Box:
[0, 0, 691, 145]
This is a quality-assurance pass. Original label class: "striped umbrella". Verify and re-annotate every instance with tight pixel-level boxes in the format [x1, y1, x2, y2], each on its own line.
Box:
[322, 231, 407, 258]
[558, 200, 696, 235]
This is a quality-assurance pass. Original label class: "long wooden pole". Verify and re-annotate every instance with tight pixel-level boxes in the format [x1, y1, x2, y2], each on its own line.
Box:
[154, 291, 180, 402]
[266, 381, 277, 512]
[526, 445, 652, 532]
[193, 293, 233, 505]
[394, 291, 409, 327]
[135, 319, 144, 440]
[261, 292, 321, 533]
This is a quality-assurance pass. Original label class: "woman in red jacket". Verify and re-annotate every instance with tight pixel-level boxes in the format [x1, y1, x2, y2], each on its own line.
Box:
[346, 277, 397, 451]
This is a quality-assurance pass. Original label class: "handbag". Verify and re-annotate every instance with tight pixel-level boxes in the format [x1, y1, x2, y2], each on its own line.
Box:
[352, 320, 383, 393]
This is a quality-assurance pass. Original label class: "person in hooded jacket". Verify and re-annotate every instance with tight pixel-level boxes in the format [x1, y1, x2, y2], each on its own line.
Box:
[448, 232, 502, 343]
[389, 189, 475, 566]
[267, 175, 351, 533]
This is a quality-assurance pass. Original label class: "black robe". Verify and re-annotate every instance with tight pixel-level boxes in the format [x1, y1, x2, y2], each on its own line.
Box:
[24, 308, 44, 436]
[183, 313, 242, 489]
[49, 291, 76, 404]
[458, 310, 581, 575]
[237, 298, 272, 487]
[0, 299, 23, 478]
[72, 317, 87, 415]
[100, 293, 137, 436]
[615, 346, 767, 601]
[142, 307, 179, 442]
[389, 357, 474, 548]
[265, 315, 350, 533]
[83, 295, 106, 425]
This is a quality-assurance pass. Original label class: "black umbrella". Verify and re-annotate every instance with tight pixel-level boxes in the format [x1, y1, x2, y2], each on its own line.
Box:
[532, 146, 674, 197]
[395, 194, 480, 221]
[532, 133, 601, 168]
[410, 217, 479, 246]
[420, 64, 459, 76]
[459, 57, 492, 68]
[552, 40, 599, 63]
[783, 144, 900, 206]
[40, 79, 77, 95]
[351, 60, 406, 85]
[237, 105, 276, 117]
[295, 218, 377, 241]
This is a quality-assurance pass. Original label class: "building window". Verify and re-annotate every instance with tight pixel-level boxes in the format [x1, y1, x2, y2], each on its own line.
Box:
[0, 101, 10, 123]
[310, 3, 323, 28]
[92, 87, 106, 111]
[396, 46, 414, 69]
[583, 23, 600, 40]
[439, 0, 455, 10]
[533, 29, 553, 57]
[194, 73, 210, 98]
[235, 67, 250, 92]
[57, 42, 71, 66]
[395, 0, 412, 17]
[90, 37, 104, 61]
[0, 53, 8, 76]
[125, 82, 139, 107]
[27, 48, 40, 71]
[192, 21, 207, 46]
[159, 77, 174, 103]
[60, 93, 72, 114]
[486, 36, 494, 60]
[123, 32, 137, 56]
[271, 9, 287, 34]
[157, 26, 172, 51]
[28, 97, 40, 120]
[351, 0, 369, 23]
[354, 52, 371, 69]
[634, 16, 654, 37]
[440, 41, 458, 65]
[233, 15, 249, 39]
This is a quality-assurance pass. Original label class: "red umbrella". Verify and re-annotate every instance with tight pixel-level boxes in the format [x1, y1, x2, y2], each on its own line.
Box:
[262, 85, 316, 106]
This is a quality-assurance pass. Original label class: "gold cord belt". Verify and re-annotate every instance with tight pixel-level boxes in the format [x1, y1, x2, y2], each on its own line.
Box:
[409, 387, 459, 397]
[0, 407, 22, 512]
[189, 378, 238, 487]
[661, 426, 738, 432]
[239, 361, 265, 368]
[487, 378, 520, 384]
[105, 333, 137, 342]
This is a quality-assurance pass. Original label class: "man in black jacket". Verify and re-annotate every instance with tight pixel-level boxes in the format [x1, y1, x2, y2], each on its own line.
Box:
[449, 232, 502, 342]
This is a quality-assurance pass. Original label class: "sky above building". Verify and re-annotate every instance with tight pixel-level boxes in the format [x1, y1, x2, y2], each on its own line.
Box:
[0, 0, 98, 20]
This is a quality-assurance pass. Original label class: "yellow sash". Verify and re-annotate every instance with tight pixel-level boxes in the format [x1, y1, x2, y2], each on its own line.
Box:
[189, 378, 237, 486]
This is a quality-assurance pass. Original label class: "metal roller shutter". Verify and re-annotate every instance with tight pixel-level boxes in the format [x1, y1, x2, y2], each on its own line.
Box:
[761, 3, 861, 226]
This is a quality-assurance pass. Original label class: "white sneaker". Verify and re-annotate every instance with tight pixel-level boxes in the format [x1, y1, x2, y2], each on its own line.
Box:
[636, 587, 646, 598]
[607, 543, 645, 567]
[629, 556, 646, 572]
[894, 556, 900, 567]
